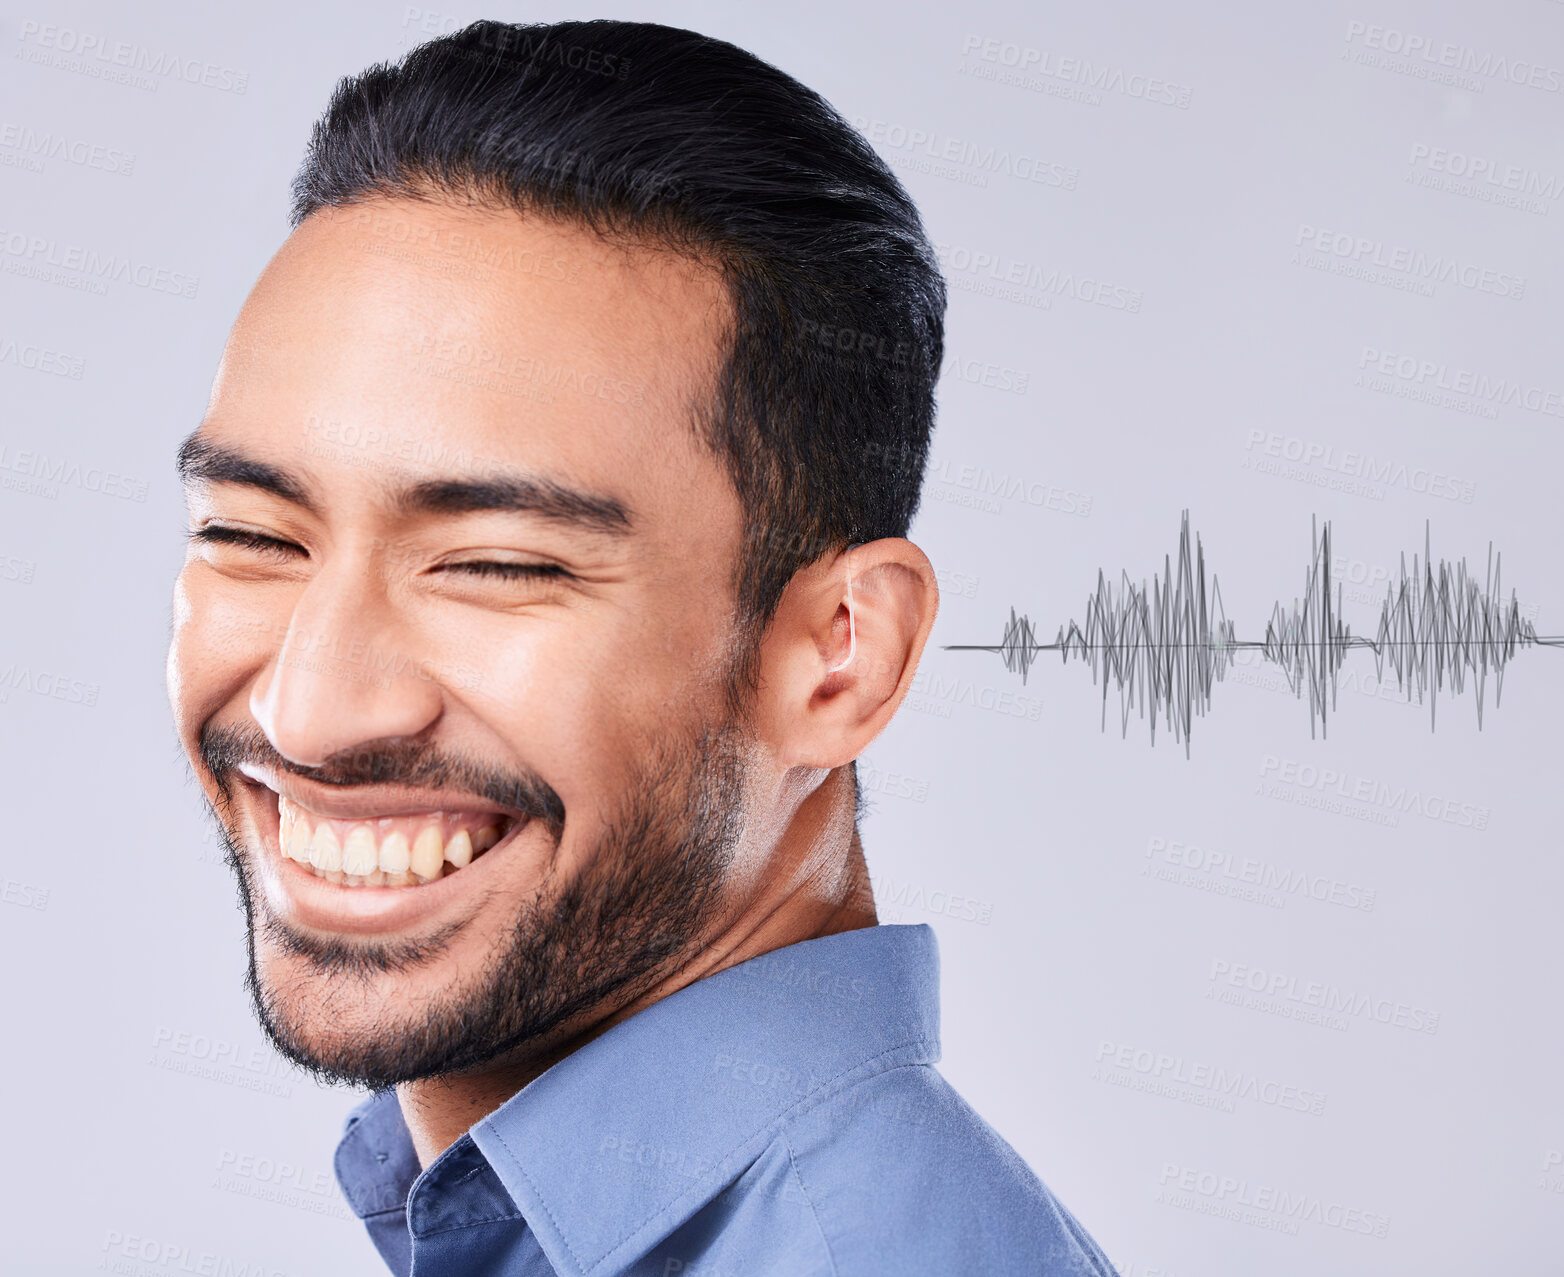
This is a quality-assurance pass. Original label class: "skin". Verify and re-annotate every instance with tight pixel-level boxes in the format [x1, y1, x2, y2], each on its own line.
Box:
[167, 197, 938, 1169]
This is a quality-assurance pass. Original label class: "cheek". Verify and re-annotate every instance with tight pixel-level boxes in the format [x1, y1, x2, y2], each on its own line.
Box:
[166, 567, 287, 737]
[455, 622, 629, 793]
[451, 611, 721, 815]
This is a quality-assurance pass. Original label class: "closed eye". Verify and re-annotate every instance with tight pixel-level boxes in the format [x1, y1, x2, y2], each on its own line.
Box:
[187, 525, 303, 558]
[433, 561, 570, 581]
[187, 526, 570, 582]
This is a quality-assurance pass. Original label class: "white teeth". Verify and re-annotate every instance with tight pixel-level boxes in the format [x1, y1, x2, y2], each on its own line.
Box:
[410, 826, 445, 882]
[308, 823, 342, 872]
[342, 826, 378, 876]
[379, 829, 411, 875]
[278, 794, 507, 888]
[286, 813, 313, 863]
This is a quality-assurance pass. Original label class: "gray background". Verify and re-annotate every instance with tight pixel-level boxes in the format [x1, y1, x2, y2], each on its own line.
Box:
[3, 1, 1561, 1273]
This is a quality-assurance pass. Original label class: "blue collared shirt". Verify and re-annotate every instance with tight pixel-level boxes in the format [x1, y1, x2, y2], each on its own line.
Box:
[334, 923, 1119, 1275]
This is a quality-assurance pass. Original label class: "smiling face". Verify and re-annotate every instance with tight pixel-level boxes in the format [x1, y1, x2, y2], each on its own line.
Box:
[168, 199, 773, 1086]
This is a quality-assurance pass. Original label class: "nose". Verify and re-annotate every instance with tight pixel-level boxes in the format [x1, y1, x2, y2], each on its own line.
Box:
[249, 563, 444, 767]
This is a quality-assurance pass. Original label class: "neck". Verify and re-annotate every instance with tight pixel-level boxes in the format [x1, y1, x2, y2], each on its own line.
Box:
[396, 764, 875, 1169]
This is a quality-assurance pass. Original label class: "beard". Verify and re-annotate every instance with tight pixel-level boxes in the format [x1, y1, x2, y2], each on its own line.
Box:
[199, 692, 751, 1091]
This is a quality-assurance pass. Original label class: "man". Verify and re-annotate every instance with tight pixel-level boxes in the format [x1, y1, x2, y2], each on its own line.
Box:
[167, 18, 1118, 1275]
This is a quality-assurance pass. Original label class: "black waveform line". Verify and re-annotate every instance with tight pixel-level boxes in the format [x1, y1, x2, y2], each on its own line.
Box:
[1369, 525, 1549, 731]
[945, 511, 1562, 752]
[1260, 514, 1351, 739]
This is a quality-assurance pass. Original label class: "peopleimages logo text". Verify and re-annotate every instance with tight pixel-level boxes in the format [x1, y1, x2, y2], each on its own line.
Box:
[1344, 22, 1561, 92]
[0, 226, 199, 298]
[1243, 431, 1476, 503]
[960, 36, 1193, 107]
[1209, 959, 1440, 1034]
[1294, 225, 1525, 299]
[1158, 1163, 1391, 1237]
[16, 21, 249, 93]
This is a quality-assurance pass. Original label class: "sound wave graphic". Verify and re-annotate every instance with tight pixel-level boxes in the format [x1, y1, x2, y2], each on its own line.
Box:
[947, 512, 1560, 752]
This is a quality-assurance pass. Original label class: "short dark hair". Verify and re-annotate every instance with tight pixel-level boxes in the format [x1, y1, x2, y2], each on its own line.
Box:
[290, 19, 945, 686]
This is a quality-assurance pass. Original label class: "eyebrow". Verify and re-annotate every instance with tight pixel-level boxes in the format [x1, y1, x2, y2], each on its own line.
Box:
[176, 432, 634, 536]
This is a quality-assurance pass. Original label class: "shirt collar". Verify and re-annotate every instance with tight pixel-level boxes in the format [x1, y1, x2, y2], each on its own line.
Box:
[335, 922, 941, 1276]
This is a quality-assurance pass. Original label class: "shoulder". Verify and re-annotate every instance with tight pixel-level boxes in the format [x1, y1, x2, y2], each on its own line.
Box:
[778, 1063, 1119, 1276]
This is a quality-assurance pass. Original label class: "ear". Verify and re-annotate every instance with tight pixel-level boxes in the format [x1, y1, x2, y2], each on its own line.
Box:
[754, 538, 939, 771]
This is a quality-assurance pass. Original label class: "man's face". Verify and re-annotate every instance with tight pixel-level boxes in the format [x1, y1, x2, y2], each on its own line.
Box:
[168, 199, 764, 1086]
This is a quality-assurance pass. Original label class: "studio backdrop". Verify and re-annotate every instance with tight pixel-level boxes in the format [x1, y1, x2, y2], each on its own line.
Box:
[2, 1, 1560, 1274]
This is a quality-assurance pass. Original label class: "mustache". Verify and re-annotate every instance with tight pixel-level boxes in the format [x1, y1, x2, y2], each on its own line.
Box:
[199, 721, 566, 831]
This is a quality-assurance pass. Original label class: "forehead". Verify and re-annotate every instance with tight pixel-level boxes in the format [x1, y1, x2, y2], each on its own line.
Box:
[202, 198, 735, 531]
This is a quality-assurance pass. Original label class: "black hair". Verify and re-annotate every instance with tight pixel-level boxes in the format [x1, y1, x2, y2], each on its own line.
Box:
[290, 19, 945, 696]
